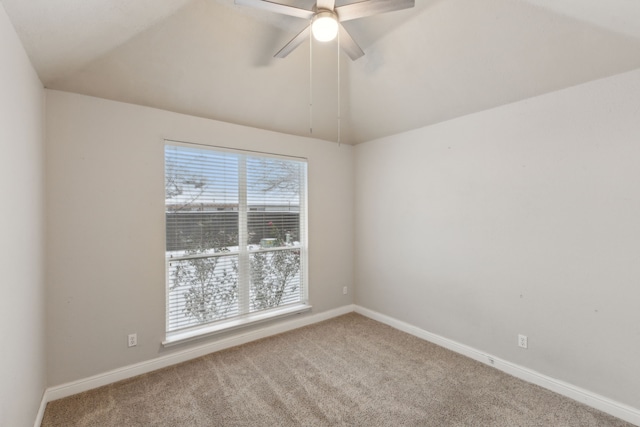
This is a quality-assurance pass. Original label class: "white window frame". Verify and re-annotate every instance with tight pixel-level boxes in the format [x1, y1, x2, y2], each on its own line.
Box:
[163, 140, 310, 346]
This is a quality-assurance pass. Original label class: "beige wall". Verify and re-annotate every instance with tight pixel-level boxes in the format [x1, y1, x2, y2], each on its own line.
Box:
[0, 4, 46, 426]
[45, 90, 354, 386]
[354, 68, 640, 409]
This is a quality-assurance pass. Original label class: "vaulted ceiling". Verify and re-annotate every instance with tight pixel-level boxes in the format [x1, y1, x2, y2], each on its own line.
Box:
[3, 0, 640, 144]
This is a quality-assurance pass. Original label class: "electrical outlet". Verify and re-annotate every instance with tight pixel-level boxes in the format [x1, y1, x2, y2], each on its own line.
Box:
[343, 286, 348, 295]
[128, 333, 137, 347]
[518, 334, 528, 349]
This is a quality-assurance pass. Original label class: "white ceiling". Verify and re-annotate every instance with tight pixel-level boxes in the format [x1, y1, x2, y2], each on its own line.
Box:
[3, 0, 640, 144]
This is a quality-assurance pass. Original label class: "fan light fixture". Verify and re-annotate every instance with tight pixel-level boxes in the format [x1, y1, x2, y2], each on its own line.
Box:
[236, 0, 414, 60]
[311, 11, 338, 42]
[236, 0, 414, 143]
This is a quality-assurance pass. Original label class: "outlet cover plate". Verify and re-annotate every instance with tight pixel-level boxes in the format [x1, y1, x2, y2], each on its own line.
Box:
[518, 334, 528, 349]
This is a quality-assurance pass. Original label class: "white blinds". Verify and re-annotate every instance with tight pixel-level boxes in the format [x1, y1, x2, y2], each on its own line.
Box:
[165, 143, 307, 334]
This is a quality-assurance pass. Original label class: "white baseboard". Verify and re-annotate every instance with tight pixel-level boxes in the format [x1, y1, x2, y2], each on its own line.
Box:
[41, 304, 355, 407]
[37, 304, 640, 427]
[33, 391, 47, 427]
[354, 305, 640, 427]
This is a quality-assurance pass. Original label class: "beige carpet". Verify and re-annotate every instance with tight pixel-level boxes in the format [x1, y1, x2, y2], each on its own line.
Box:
[42, 313, 633, 426]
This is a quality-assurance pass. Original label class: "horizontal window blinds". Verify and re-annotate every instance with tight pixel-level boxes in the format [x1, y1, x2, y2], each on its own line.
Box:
[165, 143, 307, 334]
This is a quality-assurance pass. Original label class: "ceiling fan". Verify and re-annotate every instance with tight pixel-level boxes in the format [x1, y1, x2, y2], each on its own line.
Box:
[235, 0, 415, 60]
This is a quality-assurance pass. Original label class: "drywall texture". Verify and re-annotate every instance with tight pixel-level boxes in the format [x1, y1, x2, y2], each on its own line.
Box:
[45, 90, 354, 387]
[354, 69, 640, 410]
[0, 4, 46, 426]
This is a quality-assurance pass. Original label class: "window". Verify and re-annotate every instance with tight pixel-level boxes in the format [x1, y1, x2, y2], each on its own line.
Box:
[164, 142, 308, 343]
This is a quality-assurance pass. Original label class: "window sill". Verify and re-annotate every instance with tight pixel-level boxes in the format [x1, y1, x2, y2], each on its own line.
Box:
[162, 303, 312, 347]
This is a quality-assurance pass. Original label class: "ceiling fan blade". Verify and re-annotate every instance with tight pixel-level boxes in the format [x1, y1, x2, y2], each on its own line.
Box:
[235, 0, 314, 20]
[275, 25, 311, 58]
[339, 25, 364, 60]
[335, 0, 414, 22]
[316, 0, 336, 11]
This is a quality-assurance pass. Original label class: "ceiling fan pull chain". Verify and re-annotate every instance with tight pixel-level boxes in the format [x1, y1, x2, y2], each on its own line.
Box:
[337, 27, 341, 147]
[309, 33, 313, 135]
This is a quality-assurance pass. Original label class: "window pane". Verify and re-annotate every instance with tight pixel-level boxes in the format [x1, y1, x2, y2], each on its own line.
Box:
[246, 156, 302, 249]
[249, 249, 301, 311]
[166, 145, 239, 253]
[167, 254, 239, 331]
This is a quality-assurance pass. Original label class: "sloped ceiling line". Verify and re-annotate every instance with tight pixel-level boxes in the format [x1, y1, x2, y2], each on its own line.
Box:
[3, 0, 640, 144]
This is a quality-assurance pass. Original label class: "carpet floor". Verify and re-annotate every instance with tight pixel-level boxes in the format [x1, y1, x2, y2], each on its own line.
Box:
[42, 313, 633, 426]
